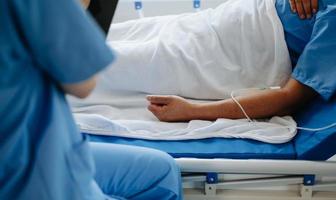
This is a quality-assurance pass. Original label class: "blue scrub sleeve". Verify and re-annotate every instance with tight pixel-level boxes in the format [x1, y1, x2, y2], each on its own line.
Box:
[292, 5, 336, 100]
[12, 0, 114, 83]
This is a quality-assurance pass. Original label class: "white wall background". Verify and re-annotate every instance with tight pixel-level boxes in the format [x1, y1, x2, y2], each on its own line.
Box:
[113, 0, 225, 23]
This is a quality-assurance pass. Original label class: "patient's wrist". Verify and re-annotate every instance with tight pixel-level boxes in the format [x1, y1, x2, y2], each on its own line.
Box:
[189, 103, 209, 120]
[190, 101, 230, 121]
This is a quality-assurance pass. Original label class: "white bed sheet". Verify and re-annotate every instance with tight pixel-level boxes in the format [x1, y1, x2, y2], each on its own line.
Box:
[70, 91, 297, 144]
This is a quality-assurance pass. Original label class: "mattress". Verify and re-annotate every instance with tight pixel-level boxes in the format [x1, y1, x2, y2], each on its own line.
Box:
[294, 97, 336, 160]
[89, 135, 296, 159]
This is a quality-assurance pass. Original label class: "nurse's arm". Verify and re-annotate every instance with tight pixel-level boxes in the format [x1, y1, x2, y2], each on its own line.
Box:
[147, 78, 316, 122]
[81, 0, 91, 9]
[61, 76, 96, 99]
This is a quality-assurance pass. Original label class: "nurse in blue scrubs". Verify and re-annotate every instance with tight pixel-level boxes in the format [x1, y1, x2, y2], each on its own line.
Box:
[0, 0, 181, 199]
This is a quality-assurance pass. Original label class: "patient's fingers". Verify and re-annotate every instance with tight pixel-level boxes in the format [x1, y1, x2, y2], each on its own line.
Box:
[148, 104, 162, 113]
[148, 104, 169, 121]
[289, 0, 297, 12]
[147, 95, 172, 105]
[290, 0, 319, 19]
[302, 0, 312, 18]
[295, 0, 306, 19]
[311, 0, 318, 13]
[148, 103, 169, 110]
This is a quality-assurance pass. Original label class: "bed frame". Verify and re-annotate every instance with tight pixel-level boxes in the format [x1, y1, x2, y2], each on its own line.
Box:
[85, 1, 336, 199]
[177, 158, 336, 200]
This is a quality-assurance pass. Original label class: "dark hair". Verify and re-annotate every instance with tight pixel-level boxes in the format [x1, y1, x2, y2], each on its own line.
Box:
[88, 0, 118, 34]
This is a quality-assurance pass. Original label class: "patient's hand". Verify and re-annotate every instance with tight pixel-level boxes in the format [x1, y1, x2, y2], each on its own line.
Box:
[289, 0, 318, 19]
[147, 95, 196, 122]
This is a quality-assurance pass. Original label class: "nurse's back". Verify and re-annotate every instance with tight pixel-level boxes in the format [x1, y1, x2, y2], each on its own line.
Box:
[0, 0, 113, 199]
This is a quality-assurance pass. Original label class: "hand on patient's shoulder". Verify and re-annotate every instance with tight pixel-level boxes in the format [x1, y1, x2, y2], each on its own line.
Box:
[289, 0, 318, 19]
[146, 95, 197, 122]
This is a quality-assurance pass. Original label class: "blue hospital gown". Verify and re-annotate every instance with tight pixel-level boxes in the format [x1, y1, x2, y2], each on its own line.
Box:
[276, 0, 336, 100]
[275, 0, 336, 161]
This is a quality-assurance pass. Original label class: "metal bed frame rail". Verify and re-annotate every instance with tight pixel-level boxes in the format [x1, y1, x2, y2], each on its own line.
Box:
[176, 158, 336, 200]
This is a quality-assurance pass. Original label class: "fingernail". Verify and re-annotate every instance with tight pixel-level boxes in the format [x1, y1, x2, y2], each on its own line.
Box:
[313, 9, 317, 13]
[300, 14, 305, 19]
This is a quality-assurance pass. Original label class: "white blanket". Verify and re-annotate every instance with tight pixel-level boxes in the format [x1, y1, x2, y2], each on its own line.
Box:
[70, 0, 297, 144]
[71, 92, 297, 144]
[104, 0, 291, 99]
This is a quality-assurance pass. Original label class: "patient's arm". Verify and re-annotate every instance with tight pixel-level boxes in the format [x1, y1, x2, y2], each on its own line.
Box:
[147, 78, 316, 122]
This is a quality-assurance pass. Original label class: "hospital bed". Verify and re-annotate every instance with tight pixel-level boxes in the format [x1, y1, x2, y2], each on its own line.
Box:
[85, 1, 336, 199]
[84, 95, 336, 200]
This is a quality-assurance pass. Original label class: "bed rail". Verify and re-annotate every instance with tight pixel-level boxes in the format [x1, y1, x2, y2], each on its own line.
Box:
[176, 158, 336, 175]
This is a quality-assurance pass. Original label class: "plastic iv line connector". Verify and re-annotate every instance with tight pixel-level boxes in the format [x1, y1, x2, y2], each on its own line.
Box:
[194, 0, 201, 12]
[134, 0, 144, 18]
[230, 86, 336, 132]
